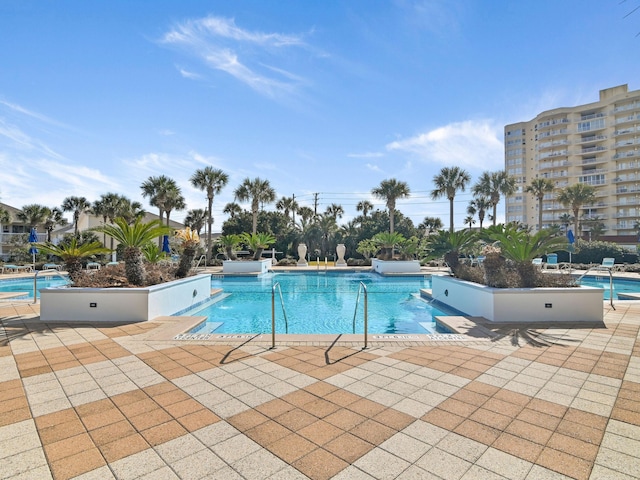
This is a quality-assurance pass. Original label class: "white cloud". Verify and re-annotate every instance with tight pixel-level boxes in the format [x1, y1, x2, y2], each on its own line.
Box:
[386, 119, 504, 171]
[160, 15, 309, 99]
[348, 151, 384, 159]
[177, 67, 201, 80]
[365, 163, 383, 173]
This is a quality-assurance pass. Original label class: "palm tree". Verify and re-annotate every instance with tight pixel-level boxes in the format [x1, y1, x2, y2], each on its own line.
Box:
[276, 196, 299, 224]
[431, 167, 471, 233]
[418, 216, 443, 236]
[223, 202, 242, 218]
[162, 188, 186, 227]
[356, 200, 374, 218]
[371, 178, 410, 234]
[116, 198, 145, 225]
[558, 213, 573, 232]
[556, 183, 596, 238]
[234, 177, 276, 234]
[61, 196, 90, 236]
[473, 170, 517, 226]
[16, 204, 50, 228]
[297, 206, 315, 223]
[468, 196, 491, 231]
[525, 178, 555, 232]
[0, 206, 10, 224]
[140, 175, 178, 225]
[325, 203, 344, 220]
[316, 214, 338, 256]
[184, 209, 207, 235]
[93, 218, 170, 286]
[464, 215, 476, 231]
[43, 207, 67, 242]
[190, 167, 229, 263]
[35, 238, 110, 281]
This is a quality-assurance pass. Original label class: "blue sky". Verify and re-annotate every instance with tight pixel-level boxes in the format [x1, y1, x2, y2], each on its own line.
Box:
[1, 0, 639, 231]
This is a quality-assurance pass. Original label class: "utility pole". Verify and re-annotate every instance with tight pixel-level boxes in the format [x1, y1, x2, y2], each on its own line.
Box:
[292, 193, 296, 225]
[313, 193, 319, 216]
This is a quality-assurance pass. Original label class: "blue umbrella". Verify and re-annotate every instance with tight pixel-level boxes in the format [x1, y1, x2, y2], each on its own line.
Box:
[29, 228, 38, 266]
[162, 235, 171, 254]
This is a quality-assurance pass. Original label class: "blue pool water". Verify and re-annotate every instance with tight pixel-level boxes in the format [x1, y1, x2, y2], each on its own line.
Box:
[188, 272, 455, 335]
[0, 276, 69, 299]
[579, 276, 640, 300]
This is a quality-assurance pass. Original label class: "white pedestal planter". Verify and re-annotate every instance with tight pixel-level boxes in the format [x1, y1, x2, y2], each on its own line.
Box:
[336, 244, 347, 267]
[40, 274, 212, 323]
[372, 259, 421, 274]
[297, 243, 308, 267]
[431, 275, 603, 323]
[223, 259, 271, 274]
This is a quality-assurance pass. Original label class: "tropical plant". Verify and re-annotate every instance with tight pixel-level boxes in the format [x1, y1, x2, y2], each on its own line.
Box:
[316, 213, 338, 256]
[219, 234, 242, 260]
[482, 224, 568, 287]
[184, 209, 207, 235]
[43, 207, 67, 242]
[276, 196, 299, 224]
[93, 218, 170, 286]
[234, 177, 276, 234]
[175, 227, 200, 277]
[464, 215, 476, 231]
[371, 178, 410, 234]
[418, 216, 443, 236]
[35, 238, 110, 281]
[241, 232, 276, 260]
[223, 202, 242, 218]
[0, 206, 10, 224]
[325, 203, 344, 220]
[162, 188, 186, 227]
[142, 242, 164, 263]
[525, 178, 555, 231]
[356, 239, 377, 260]
[396, 236, 420, 260]
[356, 200, 374, 218]
[141, 175, 179, 225]
[371, 231, 406, 260]
[473, 170, 517, 226]
[16, 204, 50, 228]
[468, 196, 491, 231]
[424, 229, 478, 272]
[297, 206, 315, 223]
[431, 167, 471, 233]
[556, 183, 596, 238]
[61, 196, 90, 237]
[190, 167, 229, 263]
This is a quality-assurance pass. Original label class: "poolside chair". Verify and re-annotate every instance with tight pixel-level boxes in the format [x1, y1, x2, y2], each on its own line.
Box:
[43, 263, 62, 271]
[2, 264, 33, 273]
[86, 262, 101, 270]
[543, 254, 560, 270]
[532, 258, 543, 267]
[593, 257, 617, 272]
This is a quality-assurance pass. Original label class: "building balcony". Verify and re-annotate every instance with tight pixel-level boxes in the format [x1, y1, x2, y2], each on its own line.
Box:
[578, 145, 607, 155]
[614, 126, 640, 136]
[613, 174, 640, 183]
[616, 185, 640, 194]
[615, 113, 640, 125]
[613, 150, 639, 160]
[577, 134, 607, 144]
[616, 160, 640, 171]
[615, 212, 639, 219]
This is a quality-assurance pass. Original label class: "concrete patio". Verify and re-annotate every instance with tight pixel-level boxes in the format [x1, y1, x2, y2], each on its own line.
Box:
[0, 291, 639, 479]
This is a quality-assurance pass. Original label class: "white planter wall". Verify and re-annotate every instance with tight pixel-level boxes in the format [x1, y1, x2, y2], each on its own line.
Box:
[223, 259, 271, 274]
[40, 274, 212, 323]
[431, 275, 604, 323]
[372, 259, 421, 274]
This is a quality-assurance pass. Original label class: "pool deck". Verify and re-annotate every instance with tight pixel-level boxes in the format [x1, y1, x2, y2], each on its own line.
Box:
[0, 268, 639, 479]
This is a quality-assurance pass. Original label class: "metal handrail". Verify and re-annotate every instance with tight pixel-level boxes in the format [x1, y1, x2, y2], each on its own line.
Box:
[271, 282, 289, 348]
[352, 281, 368, 349]
[33, 269, 69, 304]
[577, 267, 615, 310]
[193, 255, 207, 270]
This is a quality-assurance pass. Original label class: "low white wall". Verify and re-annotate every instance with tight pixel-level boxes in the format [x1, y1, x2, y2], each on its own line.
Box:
[223, 259, 271, 274]
[40, 274, 211, 323]
[372, 259, 421, 274]
[431, 275, 603, 323]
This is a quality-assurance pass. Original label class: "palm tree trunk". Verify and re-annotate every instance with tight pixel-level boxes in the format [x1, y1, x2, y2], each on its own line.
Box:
[252, 206, 258, 234]
[538, 196, 543, 231]
[206, 196, 213, 263]
[389, 207, 395, 234]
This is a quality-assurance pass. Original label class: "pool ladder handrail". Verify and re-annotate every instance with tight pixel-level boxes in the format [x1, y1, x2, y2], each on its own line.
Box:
[193, 255, 207, 271]
[352, 281, 368, 349]
[33, 269, 70, 304]
[576, 267, 616, 310]
[271, 282, 289, 348]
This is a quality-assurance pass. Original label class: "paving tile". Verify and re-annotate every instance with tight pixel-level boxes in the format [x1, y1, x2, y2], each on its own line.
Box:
[292, 448, 349, 480]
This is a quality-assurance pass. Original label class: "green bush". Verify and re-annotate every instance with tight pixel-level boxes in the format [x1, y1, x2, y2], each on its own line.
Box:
[555, 240, 633, 264]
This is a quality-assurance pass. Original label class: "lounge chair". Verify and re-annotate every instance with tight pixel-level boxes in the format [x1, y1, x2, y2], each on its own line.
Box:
[86, 262, 101, 270]
[593, 257, 617, 272]
[532, 258, 543, 267]
[43, 263, 62, 271]
[543, 253, 560, 270]
[1, 264, 33, 273]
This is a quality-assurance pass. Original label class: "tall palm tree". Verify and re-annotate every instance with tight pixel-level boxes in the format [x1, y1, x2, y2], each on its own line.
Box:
[0, 206, 10, 224]
[325, 203, 344, 220]
[93, 218, 170, 286]
[468, 196, 491, 231]
[223, 202, 242, 218]
[418, 216, 443, 235]
[190, 167, 229, 262]
[473, 170, 517, 226]
[431, 167, 471, 233]
[464, 215, 476, 231]
[356, 200, 374, 218]
[525, 178, 555, 232]
[140, 175, 178, 225]
[184, 208, 207, 235]
[276, 196, 299, 224]
[316, 213, 338, 256]
[16, 204, 50, 228]
[61, 196, 90, 236]
[43, 207, 67, 242]
[162, 188, 186, 227]
[117, 198, 145, 225]
[297, 206, 315, 224]
[35, 238, 110, 281]
[233, 177, 276, 234]
[557, 183, 597, 238]
[371, 178, 410, 234]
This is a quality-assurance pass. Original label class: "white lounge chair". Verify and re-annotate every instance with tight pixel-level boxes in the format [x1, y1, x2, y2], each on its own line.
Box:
[543, 254, 560, 270]
[593, 257, 617, 272]
[532, 258, 543, 267]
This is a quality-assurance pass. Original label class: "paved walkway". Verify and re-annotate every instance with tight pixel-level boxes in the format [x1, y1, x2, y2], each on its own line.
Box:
[1, 295, 639, 479]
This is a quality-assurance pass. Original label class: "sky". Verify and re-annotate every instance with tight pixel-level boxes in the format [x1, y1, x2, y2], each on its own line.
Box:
[1, 0, 639, 231]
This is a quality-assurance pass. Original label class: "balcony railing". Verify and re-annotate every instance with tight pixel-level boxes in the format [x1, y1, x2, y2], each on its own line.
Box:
[0, 232, 47, 244]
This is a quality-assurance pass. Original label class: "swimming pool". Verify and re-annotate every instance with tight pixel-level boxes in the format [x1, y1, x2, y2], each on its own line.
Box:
[0, 276, 69, 299]
[187, 272, 455, 335]
[579, 276, 640, 300]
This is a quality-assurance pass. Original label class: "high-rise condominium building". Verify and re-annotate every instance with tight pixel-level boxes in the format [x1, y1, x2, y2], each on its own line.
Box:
[504, 84, 639, 244]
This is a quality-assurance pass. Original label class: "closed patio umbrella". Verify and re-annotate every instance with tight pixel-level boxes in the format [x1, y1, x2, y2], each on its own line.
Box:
[162, 235, 171, 254]
[29, 228, 38, 268]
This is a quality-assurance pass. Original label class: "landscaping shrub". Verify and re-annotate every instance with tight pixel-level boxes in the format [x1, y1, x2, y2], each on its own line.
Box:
[555, 240, 628, 264]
